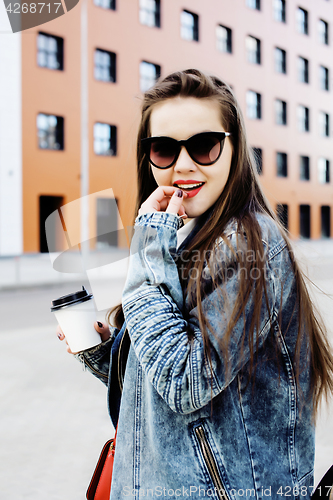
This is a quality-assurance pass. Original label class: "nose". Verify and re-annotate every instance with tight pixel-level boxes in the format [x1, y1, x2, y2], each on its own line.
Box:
[174, 146, 197, 173]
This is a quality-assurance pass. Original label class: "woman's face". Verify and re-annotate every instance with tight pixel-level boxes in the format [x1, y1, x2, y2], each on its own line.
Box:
[149, 97, 233, 218]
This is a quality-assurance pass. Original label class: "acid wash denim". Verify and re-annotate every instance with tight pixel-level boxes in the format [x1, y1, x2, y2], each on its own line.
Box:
[77, 211, 314, 500]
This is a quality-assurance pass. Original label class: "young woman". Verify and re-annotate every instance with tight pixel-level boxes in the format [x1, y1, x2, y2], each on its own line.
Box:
[58, 69, 333, 499]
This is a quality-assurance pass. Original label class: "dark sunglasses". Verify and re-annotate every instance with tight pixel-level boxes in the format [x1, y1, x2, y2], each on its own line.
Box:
[141, 131, 231, 169]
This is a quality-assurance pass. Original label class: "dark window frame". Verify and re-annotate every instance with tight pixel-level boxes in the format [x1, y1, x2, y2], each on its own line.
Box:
[276, 151, 288, 177]
[252, 147, 263, 174]
[139, 0, 161, 28]
[37, 113, 64, 150]
[181, 10, 199, 42]
[275, 47, 287, 74]
[274, 0, 286, 23]
[247, 90, 262, 119]
[297, 7, 309, 35]
[275, 99, 287, 125]
[93, 0, 116, 9]
[320, 112, 330, 137]
[321, 206, 331, 238]
[319, 65, 330, 91]
[318, 158, 330, 184]
[216, 24, 232, 53]
[300, 155, 310, 180]
[37, 31, 64, 71]
[300, 204, 311, 239]
[298, 56, 309, 83]
[298, 105, 310, 132]
[94, 48, 116, 83]
[247, 0, 261, 11]
[93, 122, 117, 156]
[319, 19, 329, 45]
[139, 60, 161, 93]
[246, 35, 261, 64]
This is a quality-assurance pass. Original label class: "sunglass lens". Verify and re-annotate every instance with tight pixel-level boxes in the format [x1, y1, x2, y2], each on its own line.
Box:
[190, 134, 222, 164]
[150, 139, 177, 168]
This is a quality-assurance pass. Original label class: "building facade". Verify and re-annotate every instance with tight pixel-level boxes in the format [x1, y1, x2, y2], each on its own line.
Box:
[0, 0, 332, 254]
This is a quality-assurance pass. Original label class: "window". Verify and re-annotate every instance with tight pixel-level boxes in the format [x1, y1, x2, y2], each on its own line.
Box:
[298, 56, 309, 83]
[300, 155, 310, 180]
[39, 195, 64, 253]
[246, 91, 262, 119]
[246, 35, 261, 64]
[96, 198, 118, 248]
[318, 158, 330, 183]
[37, 113, 64, 150]
[297, 7, 308, 35]
[94, 123, 117, 156]
[275, 47, 287, 73]
[216, 25, 232, 53]
[252, 147, 263, 174]
[140, 61, 161, 92]
[276, 204, 289, 230]
[94, 49, 116, 82]
[273, 0, 286, 23]
[319, 112, 330, 137]
[321, 206, 331, 238]
[275, 99, 287, 125]
[181, 10, 199, 41]
[37, 32, 64, 70]
[139, 0, 160, 28]
[247, 0, 260, 10]
[319, 65, 329, 91]
[318, 19, 329, 45]
[298, 105, 310, 132]
[94, 0, 115, 9]
[300, 205, 311, 238]
[276, 152, 288, 177]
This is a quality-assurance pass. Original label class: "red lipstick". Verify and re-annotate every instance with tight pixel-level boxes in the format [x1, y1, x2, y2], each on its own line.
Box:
[173, 180, 205, 198]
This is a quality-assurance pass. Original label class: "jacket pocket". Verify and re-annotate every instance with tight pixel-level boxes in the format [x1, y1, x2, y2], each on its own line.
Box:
[191, 421, 231, 500]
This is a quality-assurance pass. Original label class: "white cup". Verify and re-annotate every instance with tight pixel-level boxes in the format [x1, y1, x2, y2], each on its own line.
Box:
[51, 286, 102, 353]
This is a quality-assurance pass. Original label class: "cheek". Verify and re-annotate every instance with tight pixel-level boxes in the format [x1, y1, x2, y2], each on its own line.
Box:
[151, 167, 172, 187]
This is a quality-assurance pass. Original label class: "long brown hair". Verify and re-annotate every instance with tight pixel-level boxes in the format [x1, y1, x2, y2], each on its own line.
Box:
[108, 69, 333, 417]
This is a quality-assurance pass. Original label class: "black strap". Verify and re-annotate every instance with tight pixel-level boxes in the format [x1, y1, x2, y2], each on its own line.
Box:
[312, 465, 333, 499]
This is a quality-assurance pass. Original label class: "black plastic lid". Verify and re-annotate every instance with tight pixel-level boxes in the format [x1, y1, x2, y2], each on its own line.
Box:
[51, 286, 93, 312]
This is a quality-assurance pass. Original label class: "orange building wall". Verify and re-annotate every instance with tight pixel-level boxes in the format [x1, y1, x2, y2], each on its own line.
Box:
[22, 0, 333, 251]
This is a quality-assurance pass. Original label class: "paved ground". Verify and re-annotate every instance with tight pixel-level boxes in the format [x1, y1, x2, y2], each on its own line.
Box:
[0, 240, 332, 499]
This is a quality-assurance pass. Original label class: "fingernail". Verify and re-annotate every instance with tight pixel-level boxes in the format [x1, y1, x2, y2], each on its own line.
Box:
[176, 189, 183, 198]
[57, 333, 62, 339]
[97, 321, 103, 328]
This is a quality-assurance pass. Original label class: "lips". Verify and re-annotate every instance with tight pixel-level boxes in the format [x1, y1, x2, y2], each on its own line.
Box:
[173, 180, 205, 198]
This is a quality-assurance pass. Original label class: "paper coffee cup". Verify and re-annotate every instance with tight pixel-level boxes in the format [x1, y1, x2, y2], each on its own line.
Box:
[51, 286, 102, 353]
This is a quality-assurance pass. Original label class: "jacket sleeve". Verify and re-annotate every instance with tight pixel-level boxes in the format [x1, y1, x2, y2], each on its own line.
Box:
[122, 212, 280, 414]
[75, 328, 118, 386]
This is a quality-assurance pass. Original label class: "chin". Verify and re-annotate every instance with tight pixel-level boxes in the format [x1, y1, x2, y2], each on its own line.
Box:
[184, 197, 209, 217]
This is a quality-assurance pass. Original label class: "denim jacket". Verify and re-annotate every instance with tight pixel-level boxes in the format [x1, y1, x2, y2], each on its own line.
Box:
[77, 211, 314, 500]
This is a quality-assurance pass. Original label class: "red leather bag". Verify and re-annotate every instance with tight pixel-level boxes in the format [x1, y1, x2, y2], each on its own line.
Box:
[86, 426, 117, 500]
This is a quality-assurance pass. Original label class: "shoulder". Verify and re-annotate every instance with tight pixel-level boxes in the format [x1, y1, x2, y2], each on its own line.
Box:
[212, 212, 288, 266]
[252, 212, 288, 261]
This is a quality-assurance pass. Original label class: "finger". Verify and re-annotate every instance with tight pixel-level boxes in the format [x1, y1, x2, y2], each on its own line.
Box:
[139, 187, 179, 215]
[66, 343, 74, 354]
[56, 325, 65, 341]
[94, 321, 111, 342]
[158, 197, 172, 211]
[166, 189, 186, 215]
[153, 185, 179, 202]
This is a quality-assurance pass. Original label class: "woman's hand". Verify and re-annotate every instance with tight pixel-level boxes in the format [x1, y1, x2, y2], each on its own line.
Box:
[56, 321, 111, 354]
[138, 186, 188, 218]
